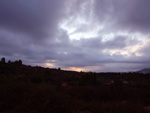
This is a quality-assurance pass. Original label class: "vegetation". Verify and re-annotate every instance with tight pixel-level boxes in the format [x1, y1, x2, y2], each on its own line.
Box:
[0, 57, 150, 113]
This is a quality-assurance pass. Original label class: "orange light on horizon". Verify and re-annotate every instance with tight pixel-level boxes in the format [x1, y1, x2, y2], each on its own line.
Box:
[45, 63, 55, 67]
[64, 67, 85, 72]
[63, 66, 101, 72]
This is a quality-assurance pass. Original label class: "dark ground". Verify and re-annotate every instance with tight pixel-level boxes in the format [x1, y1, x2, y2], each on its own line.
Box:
[0, 58, 150, 113]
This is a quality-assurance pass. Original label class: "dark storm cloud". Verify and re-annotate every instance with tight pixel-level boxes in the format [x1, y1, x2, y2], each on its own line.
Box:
[0, 0, 66, 63]
[124, 0, 150, 32]
[0, 28, 70, 65]
[0, 0, 64, 41]
[94, 0, 150, 33]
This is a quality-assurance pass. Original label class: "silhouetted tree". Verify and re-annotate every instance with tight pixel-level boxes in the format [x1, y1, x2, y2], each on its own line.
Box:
[14, 60, 22, 65]
[1, 57, 6, 64]
[18, 60, 22, 65]
[8, 60, 11, 64]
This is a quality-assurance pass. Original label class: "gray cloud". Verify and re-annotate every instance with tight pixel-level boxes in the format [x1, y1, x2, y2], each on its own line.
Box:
[0, 0, 64, 41]
[92, 0, 150, 34]
[0, 0, 150, 72]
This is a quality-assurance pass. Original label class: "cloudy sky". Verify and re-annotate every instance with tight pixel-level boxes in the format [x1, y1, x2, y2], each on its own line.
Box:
[0, 0, 150, 72]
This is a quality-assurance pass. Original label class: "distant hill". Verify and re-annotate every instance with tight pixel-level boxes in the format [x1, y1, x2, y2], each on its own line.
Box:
[137, 68, 150, 74]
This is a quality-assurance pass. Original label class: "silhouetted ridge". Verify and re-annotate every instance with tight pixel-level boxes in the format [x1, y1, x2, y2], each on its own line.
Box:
[0, 57, 150, 113]
[137, 68, 150, 73]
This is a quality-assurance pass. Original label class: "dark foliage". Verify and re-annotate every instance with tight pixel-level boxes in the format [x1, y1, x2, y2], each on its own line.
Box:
[0, 58, 150, 113]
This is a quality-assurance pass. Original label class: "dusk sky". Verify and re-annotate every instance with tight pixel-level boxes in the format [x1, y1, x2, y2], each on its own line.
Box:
[0, 0, 150, 72]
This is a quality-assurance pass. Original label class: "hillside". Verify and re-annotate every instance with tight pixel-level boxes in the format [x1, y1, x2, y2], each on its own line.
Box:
[0, 57, 150, 113]
[138, 68, 150, 74]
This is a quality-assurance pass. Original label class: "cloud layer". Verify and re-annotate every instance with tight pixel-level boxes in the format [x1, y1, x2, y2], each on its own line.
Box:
[0, 0, 150, 72]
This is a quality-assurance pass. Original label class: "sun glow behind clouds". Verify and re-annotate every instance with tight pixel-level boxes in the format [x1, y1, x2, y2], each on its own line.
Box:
[101, 32, 150, 57]
[45, 63, 54, 67]
[103, 40, 150, 57]
[63, 66, 101, 72]
[44, 60, 57, 68]
[63, 67, 85, 72]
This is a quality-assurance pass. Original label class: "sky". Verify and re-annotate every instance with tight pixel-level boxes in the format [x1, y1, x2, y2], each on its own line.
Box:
[0, 0, 150, 72]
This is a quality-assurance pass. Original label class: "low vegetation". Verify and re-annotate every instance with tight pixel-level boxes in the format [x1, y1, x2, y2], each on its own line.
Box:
[0, 57, 150, 113]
